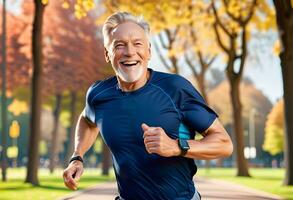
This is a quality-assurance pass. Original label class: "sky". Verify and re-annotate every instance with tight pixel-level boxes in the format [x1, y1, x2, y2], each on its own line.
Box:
[2, 0, 284, 104]
[149, 32, 283, 105]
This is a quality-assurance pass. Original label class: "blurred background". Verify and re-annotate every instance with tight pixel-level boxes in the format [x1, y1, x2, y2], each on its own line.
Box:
[0, 0, 292, 199]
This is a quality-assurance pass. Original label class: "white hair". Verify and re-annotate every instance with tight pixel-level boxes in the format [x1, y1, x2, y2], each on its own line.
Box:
[102, 12, 150, 48]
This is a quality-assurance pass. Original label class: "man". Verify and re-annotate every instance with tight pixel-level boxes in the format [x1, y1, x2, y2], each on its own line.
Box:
[63, 12, 233, 200]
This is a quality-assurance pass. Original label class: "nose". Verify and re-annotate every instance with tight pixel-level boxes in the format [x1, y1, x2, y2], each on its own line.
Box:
[124, 44, 135, 56]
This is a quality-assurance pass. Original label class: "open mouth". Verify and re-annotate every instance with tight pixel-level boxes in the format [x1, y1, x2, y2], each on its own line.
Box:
[120, 61, 139, 67]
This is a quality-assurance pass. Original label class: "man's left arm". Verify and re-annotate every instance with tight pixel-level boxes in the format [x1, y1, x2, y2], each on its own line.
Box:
[181, 118, 233, 159]
[142, 118, 233, 159]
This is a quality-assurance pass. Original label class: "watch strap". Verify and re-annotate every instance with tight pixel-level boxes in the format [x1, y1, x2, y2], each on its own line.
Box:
[178, 139, 190, 156]
[69, 155, 84, 164]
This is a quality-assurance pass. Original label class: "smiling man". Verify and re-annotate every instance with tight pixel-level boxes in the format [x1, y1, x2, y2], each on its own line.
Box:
[63, 12, 233, 200]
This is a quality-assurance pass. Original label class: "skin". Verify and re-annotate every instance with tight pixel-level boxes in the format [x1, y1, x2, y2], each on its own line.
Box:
[104, 21, 151, 91]
[63, 21, 233, 190]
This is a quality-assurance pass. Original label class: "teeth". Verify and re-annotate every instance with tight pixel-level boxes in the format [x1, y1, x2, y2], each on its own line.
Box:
[122, 61, 138, 65]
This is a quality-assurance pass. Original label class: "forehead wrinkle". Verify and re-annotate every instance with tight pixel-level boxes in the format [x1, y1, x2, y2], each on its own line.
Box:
[110, 22, 148, 43]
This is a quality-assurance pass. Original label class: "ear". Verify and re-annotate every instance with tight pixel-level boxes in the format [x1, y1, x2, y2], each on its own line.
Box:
[104, 47, 110, 63]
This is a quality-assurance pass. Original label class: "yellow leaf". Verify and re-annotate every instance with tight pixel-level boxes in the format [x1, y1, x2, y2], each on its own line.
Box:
[62, 1, 70, 9]
[273, 39, 281, 56]
[75, 11, 83, 19]
[8, 99, 29, 116]
[41, 0, 49, 5]
[9, 120, 20, 138]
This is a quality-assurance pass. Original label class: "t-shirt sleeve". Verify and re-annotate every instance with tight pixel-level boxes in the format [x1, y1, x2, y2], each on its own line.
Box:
[82, 83, 98, 125]
[178, 77, 218, 133]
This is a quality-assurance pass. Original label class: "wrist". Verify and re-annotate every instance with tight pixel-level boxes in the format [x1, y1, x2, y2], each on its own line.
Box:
[69, 155, 84, 164]
[173, 139, 181, 156]
[72, 151, 83, 158]
[177, 139, 190, 157]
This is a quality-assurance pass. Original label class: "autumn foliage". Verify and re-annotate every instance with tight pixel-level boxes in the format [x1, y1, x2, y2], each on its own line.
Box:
[1, 0, 107, 97]
[263, 98, 284, 156]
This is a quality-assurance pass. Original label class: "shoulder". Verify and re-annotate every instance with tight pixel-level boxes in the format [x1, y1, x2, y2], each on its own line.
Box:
[86, 76, 117, 103]
[151, 70, 205, 105]
[151, 70, 194, 91]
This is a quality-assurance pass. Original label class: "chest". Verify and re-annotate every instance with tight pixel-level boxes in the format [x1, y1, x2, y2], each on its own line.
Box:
[94, 90, 181, 152]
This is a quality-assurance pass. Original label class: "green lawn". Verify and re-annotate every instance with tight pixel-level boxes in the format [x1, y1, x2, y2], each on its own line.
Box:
[0, 167, 115, 200]
[1, 167, 293, 200]
[197, 168, 293, 200]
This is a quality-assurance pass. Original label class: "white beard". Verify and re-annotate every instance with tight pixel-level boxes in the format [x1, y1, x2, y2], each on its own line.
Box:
[116, 66, 145, 83]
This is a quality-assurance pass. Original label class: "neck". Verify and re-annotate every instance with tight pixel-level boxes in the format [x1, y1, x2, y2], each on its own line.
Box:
[117, 70, 150, 92]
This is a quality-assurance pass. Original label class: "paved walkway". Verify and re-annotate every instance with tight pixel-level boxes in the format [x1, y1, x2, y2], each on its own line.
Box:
[59, 177, 283, 200]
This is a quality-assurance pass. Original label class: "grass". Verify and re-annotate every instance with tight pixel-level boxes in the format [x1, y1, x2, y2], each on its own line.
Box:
[197, 168, 293, 200]
[1, 167, 293, 200]
[0, 167, 115, 200]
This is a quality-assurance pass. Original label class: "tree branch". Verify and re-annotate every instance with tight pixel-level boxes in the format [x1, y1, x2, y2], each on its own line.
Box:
[158, 31, 168, 49]
[222, 0, 242, 22]
[213, 23, 229, 53]
[211, 0, 233, 38]
[242, 0, 257, 26]
[153, 37, 172, 71]
[184, 53, 199, 79]
[237, 26, 247, 77]
[207, 55, 217, 67]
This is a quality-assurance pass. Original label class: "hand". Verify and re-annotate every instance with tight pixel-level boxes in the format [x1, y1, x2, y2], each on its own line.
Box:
[142, 123, 180, 157]
[63, 160, 84, 190]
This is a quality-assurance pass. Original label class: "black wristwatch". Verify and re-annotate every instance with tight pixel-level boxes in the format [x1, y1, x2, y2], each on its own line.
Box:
[69, 155, 84, 164]
[178, 139, 190, 156]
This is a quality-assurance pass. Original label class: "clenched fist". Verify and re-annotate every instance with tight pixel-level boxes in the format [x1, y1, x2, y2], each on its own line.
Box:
[142, 123, 180, 157]
[63, 160, 84, 190]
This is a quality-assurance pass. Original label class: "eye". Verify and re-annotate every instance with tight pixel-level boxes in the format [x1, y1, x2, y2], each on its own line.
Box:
[115, 43, 124, 48]
[134, 42, 142, 46]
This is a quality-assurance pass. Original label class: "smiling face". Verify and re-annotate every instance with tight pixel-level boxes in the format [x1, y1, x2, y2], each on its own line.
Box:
[104, 21, 151, 83]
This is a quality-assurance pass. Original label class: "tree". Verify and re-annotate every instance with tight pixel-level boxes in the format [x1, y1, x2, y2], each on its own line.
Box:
[273, 0, 293, 186]
[48, 94, 62, 173]
[263, 98, 284, 156]
[1, 4, 32, 181]
[25, 0, 46, 185]
[19, 0, 108, 174]
[208, 79, 272, 160]
[0, 0, 8, 182]
[182, 3, 218, 100]
[0, 7, 31, 90]
[42, 0, 108, 169]
[211, 0, 258, 177]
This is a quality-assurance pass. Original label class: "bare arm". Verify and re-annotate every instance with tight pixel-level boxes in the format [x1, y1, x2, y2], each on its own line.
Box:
[143, 118, 233, 160]
[72, 114, 99, 158]
[63, 113, 99, 190]
[183, 118, 233, 160]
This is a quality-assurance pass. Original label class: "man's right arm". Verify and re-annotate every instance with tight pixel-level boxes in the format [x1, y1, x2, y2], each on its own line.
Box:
[63, 114, 99, 190]
[72, 114, 99, 158]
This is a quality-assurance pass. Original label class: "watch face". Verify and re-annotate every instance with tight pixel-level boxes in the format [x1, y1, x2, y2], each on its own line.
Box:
[179, 139, 190, 151]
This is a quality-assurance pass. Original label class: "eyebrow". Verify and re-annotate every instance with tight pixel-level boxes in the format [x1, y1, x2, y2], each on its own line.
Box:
[112, 38, 144, 44]
[113, 40, 124, 44]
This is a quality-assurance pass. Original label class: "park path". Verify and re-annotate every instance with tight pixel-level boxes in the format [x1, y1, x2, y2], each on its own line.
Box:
[58, 177, 283, 200]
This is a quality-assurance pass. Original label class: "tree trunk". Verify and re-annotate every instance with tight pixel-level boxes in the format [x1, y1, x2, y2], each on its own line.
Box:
[64, 91, 78, 166]
[229, 78, 250, 176]
[102, 142, 111, 175]
[49, 94, 62, 173]
[1, 0, 8, 182]
[273, 0, 293, 186]
[197, 73, 212, 169]
[25, 0, 45, 185]
[281, 49, 293, 185]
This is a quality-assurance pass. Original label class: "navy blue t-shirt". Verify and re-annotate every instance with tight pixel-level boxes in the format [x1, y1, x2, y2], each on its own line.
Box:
[83, 68, 217, 200]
